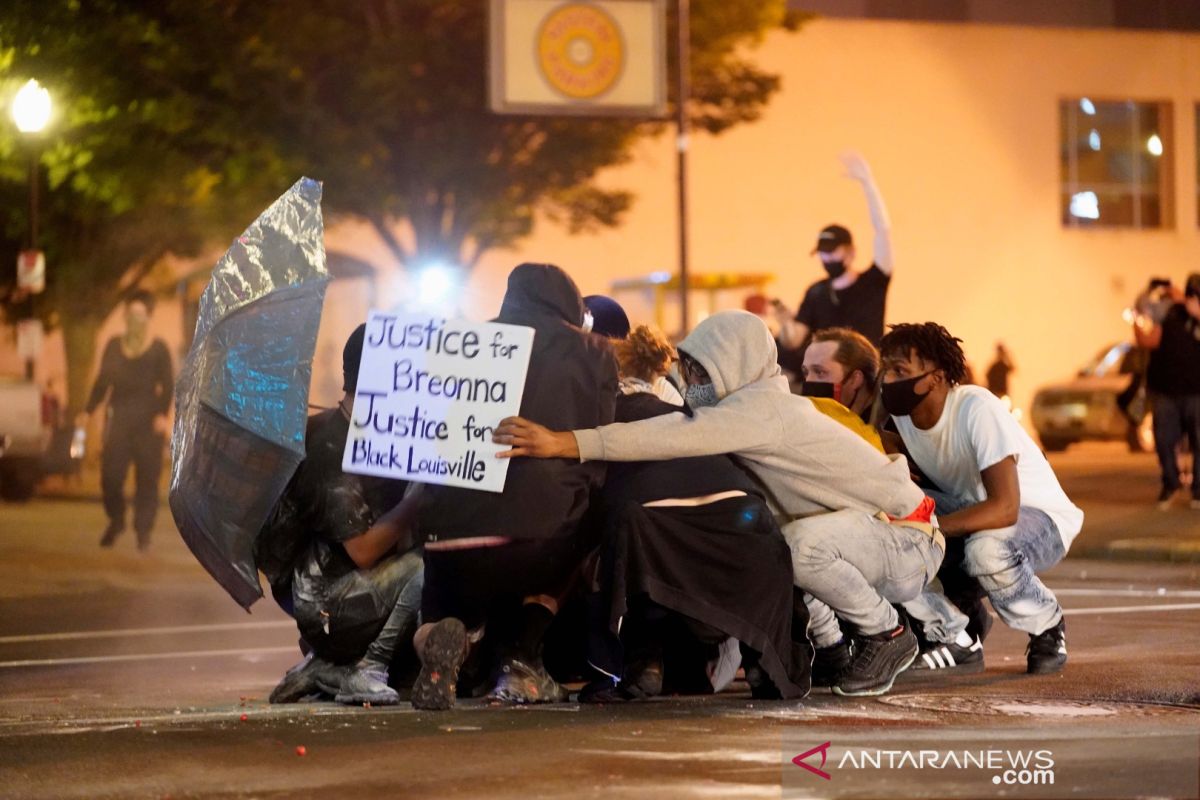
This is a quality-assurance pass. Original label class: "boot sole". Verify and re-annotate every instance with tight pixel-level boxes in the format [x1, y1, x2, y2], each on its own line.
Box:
[1026, 656, 1067, 675]
[411, 619, 468, 711]
[335, 689, 400, 706]
[832, 648, 919, 697]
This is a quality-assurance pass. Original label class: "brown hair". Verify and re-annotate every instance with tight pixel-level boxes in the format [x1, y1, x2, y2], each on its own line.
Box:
[811, 327, 880, 386]
[614, 325, 676, 382]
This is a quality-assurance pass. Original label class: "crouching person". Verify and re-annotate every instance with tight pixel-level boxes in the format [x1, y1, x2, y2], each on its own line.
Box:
[409, 263, 619, 710]
[494, 310, 944, 697]
[258, 324, 424, 706]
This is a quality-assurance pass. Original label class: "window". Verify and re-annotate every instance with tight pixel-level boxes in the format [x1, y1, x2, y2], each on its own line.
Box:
[1060, 98, 1173, 228]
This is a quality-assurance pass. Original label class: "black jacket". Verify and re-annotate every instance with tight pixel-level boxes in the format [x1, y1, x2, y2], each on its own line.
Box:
[419, 263, 618, 541]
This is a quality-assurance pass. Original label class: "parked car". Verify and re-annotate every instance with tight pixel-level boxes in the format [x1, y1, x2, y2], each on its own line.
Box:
[1031, 342, 1152, 453]
[0, 376, 50, 500]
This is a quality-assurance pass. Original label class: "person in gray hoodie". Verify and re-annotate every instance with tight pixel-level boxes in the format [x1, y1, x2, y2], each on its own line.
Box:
[494, 310, 944, 697]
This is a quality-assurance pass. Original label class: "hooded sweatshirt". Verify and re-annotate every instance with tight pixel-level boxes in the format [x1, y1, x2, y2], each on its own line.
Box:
[420, 263, 619, 541]
[573, 310, 925, 521]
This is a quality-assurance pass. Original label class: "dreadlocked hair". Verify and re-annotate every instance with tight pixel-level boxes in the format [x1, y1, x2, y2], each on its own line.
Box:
[614, 325, 676, 382]
[879, 322, 968, 386]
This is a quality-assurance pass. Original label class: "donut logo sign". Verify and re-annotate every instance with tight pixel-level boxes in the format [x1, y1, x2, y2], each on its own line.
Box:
[536, 4, 625, 100]
[490, 0, 666, 117]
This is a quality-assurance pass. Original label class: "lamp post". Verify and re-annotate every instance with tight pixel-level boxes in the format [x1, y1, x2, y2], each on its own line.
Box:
[10, 79, 52, 381]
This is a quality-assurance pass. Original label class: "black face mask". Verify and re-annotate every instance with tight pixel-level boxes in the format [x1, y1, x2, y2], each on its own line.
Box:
[822, 260, 847, 280]
[881, 371, 933, 417]
[801, 380, 837, 400]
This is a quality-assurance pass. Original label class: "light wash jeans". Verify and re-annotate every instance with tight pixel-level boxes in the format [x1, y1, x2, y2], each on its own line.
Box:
[903, 492, 1066, 641]
[782, 510, 944, 648]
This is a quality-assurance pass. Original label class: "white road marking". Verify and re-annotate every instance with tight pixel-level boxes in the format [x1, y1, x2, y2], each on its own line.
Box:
[1055, 589, 1200, 598]
[1063, 602, 1200, 616]
[0, 620, 294, 645]
[0, 646, 298, 669]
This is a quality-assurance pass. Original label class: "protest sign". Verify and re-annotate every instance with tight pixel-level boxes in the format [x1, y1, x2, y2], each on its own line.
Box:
[341, 310, 535, 493]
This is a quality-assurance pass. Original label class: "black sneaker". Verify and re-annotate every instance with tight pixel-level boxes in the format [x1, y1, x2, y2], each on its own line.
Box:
[909, 635, 984, 672]
[486, 656, 568, 704]
[811, 640, 853, 688]
[335, 665, 400, 706]
[411, 618, 468, 710]
[99, 522, 124, 548]
[268, 653, 350, 704]
[1026, 618, 1067, 675]
[833, 623, 918, 697]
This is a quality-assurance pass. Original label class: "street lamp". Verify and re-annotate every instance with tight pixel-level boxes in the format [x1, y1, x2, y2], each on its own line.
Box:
[10, 79, 52, 380]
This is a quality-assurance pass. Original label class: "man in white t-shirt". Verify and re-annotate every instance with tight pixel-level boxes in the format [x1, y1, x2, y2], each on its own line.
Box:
[877, 323, 1082, 675]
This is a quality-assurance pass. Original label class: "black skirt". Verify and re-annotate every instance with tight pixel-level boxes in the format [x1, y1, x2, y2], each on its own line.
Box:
[590, 494, 807, 699]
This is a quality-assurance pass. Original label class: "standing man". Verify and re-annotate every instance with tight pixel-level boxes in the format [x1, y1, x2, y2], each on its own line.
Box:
[775, 152, 894, 354]
[1134, 273, 1200, 510]
[877, 323, 1082, 675]
[78, 290, 173, 551]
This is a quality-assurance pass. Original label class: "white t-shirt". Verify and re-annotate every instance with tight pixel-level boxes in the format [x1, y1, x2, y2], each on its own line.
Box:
[893, 385, 1083, 549]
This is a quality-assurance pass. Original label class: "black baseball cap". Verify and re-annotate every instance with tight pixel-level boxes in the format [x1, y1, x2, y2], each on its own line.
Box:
[811, 224, 853, 255]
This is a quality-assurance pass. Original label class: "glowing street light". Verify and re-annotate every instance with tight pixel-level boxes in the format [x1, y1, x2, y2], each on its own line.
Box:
[1147, 134, 1164, 157]
[11, 79, 52, 134]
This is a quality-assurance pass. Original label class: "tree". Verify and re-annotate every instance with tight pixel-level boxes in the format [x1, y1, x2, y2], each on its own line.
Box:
[0, 0, 802, 409]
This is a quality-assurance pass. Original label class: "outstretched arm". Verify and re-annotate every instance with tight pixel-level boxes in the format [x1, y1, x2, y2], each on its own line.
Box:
[840, 151, 893, 276]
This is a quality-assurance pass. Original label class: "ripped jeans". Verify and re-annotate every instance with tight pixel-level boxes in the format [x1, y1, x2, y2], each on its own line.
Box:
[904, 495, 1065, 641]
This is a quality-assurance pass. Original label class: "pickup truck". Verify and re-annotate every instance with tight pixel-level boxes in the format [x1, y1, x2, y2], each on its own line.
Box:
[0, 376, 50, 501]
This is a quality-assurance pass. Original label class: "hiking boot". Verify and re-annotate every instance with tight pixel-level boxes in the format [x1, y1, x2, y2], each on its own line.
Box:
[411, 618, 468, 711]
[909, 634, 984, 672]
[811, 639, 853, 687]
[269, 653, 350, 704]
[487, 656, 568, 704]
[335, 666, 400, 706]
[833, 623, 918, 697]
[99, 522, 124, 548]
[1026, 618, 1067, 675]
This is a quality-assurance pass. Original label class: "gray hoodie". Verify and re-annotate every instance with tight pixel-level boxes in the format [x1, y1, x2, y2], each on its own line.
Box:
[573, 310, 925, 520]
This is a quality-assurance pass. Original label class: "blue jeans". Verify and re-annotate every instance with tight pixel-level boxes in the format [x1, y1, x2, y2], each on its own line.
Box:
[782, 510, 944, 648]
[904, 493, 1065, 640]
[1150, 392, 1200, 496]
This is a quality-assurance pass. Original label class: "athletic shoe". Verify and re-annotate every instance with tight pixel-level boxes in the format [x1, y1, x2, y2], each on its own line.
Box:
[1157, 488, 1181, 510]
[335, 666, 400, 706]
[486, 656, 568, 704]
[99, 522, 124, 548]
[268, 652, 349, 704]
[909, 635, 984, 672]
[411, 618, 468, 710]
[833, 623, 918, 697]
[811, 639, 853, 688]
[1026, 618, 1068, 675]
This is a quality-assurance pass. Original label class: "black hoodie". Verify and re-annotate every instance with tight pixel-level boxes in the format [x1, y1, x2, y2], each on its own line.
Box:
[418, 263, 618, 541]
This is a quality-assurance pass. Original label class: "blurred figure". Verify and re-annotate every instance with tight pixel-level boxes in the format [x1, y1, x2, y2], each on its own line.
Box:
[78, 290, 173, 551]
[583, 294, 631, 340]
[1135, 273, 1200, 510]
[774, 152, 894, 358]
[985, 343, 1015, 400]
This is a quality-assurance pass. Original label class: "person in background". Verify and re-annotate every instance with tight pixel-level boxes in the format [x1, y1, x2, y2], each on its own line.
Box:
[1134, 273, 1200, 510]
[78, 289, 173, 551]
[773, 151, 895, 356]
[985, 343, 1015, 400]
[585, 296, 683, 406]
[799, 327, 883, 451]
[878, 323, 1081, 676]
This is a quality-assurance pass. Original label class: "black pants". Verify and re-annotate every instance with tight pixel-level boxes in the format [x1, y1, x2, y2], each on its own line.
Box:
[1151, 392, 1200, 495]
[101, 418, 164, 544]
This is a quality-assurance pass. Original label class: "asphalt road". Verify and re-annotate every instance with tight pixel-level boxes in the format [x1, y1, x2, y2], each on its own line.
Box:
[1, 443, 1198, 799]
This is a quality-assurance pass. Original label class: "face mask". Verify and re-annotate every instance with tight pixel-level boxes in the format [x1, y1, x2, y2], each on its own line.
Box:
[822, 260, 847, 280]
[881, 371, 933, 417]
[685, 382, 720, 409]
[801, 381, 839, 401]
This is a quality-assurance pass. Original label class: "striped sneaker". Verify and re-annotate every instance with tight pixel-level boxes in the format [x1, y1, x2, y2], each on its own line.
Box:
[909, 635, 984, 672]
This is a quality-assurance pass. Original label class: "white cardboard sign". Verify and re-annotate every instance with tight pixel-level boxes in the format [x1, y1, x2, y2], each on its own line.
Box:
[341, 310, 535, 493]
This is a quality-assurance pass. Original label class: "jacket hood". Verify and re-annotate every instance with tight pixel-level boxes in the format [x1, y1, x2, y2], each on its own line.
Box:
[678, 310, 785, 400]
[498, 262, 586, 326]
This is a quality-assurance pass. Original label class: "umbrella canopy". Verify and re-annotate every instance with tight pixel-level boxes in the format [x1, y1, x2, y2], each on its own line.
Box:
[170, 177, 329, 609]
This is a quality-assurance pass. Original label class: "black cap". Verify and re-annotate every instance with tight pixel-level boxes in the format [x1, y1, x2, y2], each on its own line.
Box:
[342, 323, 367, 392]
[811, 224, 853, 255]
[583, 295, 631, 339]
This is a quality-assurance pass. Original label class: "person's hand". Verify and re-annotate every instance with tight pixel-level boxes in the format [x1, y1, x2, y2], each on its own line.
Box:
[838, 150, 873, 183]
[493, 417, 579, 459]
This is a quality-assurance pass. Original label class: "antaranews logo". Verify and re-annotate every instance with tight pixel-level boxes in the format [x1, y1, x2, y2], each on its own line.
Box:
[791, 742, 1056, 786]
[792, 741, 832, 780]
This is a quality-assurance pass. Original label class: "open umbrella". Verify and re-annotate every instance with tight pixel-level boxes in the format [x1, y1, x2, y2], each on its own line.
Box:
[170, 177, 329, 609]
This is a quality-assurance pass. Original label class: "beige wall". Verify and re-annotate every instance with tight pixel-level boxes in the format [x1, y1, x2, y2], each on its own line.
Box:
[10, 18, 1200, 420]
